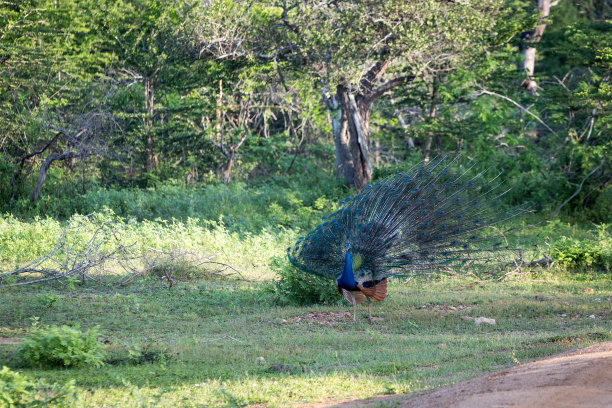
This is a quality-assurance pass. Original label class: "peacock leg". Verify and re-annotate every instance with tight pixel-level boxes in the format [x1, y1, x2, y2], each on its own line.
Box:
[368, 297, 372, 323]
[351, 292, 356, 322]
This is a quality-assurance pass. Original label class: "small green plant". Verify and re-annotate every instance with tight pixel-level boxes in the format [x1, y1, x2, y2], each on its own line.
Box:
[123, 343, 170, 366]
[551, 226, 612, 272]
[38, 294, 59, 309]
[0, 366, 76, 407]
[18, 325, 105, 368]
[266, 256, 340, 305]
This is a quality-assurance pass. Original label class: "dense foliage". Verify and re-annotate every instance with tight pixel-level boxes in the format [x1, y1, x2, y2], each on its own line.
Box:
[0, 0, 609, 220]
[552, 225, 612, 272]
[266, 256, 341, 305]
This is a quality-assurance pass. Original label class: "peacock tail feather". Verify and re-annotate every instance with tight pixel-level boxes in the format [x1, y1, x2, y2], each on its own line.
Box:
[287, 157, 528, 283]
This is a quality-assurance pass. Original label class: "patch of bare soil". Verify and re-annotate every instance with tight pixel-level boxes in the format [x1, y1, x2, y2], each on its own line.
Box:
[0, 337, 20, 344]
[422, 303, 474, 313]
[297, 341, 612, 408]
[285, 312, 383, 325]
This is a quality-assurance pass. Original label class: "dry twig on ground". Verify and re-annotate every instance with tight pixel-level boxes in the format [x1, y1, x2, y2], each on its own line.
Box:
[0, 217, 239, 288]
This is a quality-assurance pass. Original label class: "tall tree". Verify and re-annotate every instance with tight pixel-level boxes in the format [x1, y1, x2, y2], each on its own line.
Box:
[96, 0, 192, 173]
[193, 0, 522, 189]
[0, 0, 112, 203]
[518, 0, 555, 93]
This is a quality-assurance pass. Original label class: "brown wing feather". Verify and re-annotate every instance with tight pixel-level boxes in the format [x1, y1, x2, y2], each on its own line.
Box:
[341, 288, 366, 305]
[358, 279, 388, 302]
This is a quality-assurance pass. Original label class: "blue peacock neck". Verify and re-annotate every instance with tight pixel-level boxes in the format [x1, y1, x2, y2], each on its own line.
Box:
[337, 251, 357, 290]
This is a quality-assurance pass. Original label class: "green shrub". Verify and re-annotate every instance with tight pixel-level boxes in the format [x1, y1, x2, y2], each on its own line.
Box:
[588, 186, 612, 223]
[7, 166, 346, 233]
[551, 226, 612, 272]
[0, 366, 76, 407]
[266, 256, 341, 305]
[18, 325, 105, 368]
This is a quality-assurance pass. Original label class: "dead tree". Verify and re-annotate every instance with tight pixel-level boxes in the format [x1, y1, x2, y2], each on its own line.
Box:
[0, 217, 241, 288]
[29, 109, 115, 202]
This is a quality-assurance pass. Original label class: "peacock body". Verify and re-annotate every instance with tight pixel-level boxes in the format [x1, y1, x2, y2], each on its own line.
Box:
[287, 157, 526, 321]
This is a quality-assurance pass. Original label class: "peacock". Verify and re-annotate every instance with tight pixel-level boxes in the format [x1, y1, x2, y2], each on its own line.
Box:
[287, 157, 526, 322]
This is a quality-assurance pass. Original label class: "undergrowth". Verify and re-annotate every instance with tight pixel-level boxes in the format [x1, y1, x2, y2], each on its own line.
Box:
[0, 366, 76, 407]
[551, 225, 612, 272]
[265, 256, 341, 305]
[18, 324, 104, 369]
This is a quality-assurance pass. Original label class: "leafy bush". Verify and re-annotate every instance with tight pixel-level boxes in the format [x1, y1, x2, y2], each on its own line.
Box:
[18, 325, 105, 368]
[0, 366, 76, 407]
[551, 226, 612, 272]
[266, 256, 340, 305]
[588, 187, 612, 224]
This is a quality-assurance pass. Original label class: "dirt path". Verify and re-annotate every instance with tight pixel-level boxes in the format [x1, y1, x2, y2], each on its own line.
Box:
[300, 341, 612, 408]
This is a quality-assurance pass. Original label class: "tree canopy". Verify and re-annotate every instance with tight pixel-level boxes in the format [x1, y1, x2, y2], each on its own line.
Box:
[0, 0, 610, 221]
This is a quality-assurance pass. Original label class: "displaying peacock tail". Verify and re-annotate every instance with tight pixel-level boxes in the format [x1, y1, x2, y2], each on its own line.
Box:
[288, 157, 528, 286]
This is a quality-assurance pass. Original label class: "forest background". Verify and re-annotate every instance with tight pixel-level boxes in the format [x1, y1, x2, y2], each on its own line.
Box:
[0, 0, 609, 222]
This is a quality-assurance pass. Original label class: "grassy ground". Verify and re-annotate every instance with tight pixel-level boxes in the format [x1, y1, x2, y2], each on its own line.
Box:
[1, 179, 610, 407]
[1, 271, 610, 407]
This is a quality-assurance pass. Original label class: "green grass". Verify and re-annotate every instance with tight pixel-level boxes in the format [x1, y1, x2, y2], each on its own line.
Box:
[0, 272, 610, 407]
[1, 177, 610, 407]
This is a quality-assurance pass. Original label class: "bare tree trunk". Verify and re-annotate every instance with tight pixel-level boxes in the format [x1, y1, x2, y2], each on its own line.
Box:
[322, 59, 415, 190]
[374, 138, 380, 166]
[323, 84, 372, 190]
[144, 77, 155, 172]
[31, 151, 76, 202]
[345, 87, 372, 190]
[11, 133, 61, 207]
[322, 87, 355, 186]
[216, 79, 223, 141]
[423, 136, 433, 163]
[394, 107, 415, 150]
[208, 80, 251, 185]
[423, 76, 440, 162]
[222, 149, 235, 184]
[518, 0, 553, 93]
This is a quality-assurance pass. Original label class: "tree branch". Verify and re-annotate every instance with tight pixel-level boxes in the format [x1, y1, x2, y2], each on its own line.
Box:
[31, 151, 78, 202]
[233, 123, 250, 151]
[368, 74, 416, 101]
[359, 58, 392, 95]
[556, 158, 605, 213]
[16, 132, 61, 166]
[475, 88, 557, 136]
[210, 139, 230, 159]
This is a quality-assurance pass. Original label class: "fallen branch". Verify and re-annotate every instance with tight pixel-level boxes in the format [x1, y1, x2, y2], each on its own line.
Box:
[525, 257, 553, 266]
[0, 218, 239, 288]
